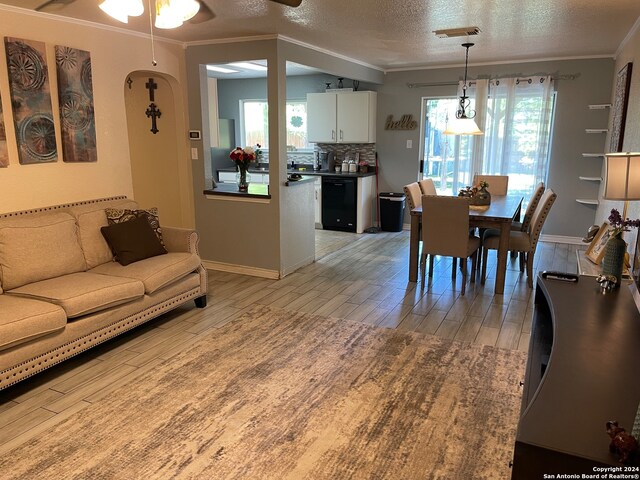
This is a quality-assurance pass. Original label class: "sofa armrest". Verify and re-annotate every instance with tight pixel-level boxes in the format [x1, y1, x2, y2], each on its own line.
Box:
[162, 226, 200, 255]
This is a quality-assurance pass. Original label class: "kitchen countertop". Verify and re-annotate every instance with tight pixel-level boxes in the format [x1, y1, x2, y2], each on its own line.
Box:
[217, 167, 376, 178]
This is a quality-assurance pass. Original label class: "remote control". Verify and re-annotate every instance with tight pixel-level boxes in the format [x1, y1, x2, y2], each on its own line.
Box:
[541, 271, 579, 282]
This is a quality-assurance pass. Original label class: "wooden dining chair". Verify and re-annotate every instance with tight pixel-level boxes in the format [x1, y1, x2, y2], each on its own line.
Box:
[512, 182, 545, 232]
[481, 189, 557, 288]
[418, 178, 437, 196]
[403, 182, 422, 210]
[421, 195, 480, 295]
[473, 174, 509, 195]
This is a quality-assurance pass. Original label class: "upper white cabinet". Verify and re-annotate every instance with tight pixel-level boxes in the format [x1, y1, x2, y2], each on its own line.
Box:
[307, 91, 377, 144]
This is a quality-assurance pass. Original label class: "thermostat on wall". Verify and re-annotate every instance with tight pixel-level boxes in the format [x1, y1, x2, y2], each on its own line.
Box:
[188, 130, 201, 140]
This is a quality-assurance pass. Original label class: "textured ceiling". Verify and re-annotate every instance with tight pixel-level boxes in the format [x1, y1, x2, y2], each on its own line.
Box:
[3, 0, 640, 69]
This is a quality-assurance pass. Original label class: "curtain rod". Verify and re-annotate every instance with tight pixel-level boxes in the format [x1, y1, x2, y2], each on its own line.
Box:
[406, 73, 579, 89]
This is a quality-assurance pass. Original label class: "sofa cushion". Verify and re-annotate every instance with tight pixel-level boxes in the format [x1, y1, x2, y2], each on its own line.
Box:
[105, 207, 165, 247]
[68, 199, 138, 269]
[8, 272, 145, 318]
[101, 216, 167, 266]
[0, 295, 66, 351]
[0, 212, 87, 290]
[90, 252, 201, 294]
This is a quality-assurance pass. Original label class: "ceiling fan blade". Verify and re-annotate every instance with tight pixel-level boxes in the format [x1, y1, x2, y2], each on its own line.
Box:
[189, 0, 216, 24]
[269, 0, 302, 7]
[35, 0, 76, 12]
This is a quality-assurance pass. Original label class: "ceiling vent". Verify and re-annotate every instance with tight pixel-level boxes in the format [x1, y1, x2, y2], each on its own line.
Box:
[433, 27, 481, 38]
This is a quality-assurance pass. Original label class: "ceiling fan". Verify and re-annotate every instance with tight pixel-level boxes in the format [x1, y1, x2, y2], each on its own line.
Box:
[35, 0, 302, 24]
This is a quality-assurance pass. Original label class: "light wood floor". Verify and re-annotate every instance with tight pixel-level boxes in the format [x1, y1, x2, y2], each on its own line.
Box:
[0, 229, 582, 456]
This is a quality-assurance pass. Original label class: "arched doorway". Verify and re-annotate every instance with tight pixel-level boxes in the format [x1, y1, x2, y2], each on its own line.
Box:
[124, 72, 191, 228]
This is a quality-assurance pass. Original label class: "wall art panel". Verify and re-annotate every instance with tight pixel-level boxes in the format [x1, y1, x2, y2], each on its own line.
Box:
[55, 46, 96, 162]
[0, 93, 8, 167]
[4, 37, 57, 164]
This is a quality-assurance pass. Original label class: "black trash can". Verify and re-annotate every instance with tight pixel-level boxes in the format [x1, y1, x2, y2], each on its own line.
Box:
[379, 192, 406, 232]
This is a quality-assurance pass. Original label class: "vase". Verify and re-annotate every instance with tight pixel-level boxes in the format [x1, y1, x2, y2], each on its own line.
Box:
[472, 186, 491, 206]
[602, 233, 626, 285]
[236, 169, 251, 192]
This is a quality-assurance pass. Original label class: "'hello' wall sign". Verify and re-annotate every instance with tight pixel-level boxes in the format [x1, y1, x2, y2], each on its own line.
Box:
[385, 114, 418, 130]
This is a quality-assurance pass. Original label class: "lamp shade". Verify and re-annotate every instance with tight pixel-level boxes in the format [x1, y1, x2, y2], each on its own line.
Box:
[443, 117, 483, 136]
[99, 0, 143, 23]
[603, 152, 640, 200]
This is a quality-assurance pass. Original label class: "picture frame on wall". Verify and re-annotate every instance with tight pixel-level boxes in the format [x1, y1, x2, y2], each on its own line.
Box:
[585, 222, 613, 264]
[609, 62, 633, 153]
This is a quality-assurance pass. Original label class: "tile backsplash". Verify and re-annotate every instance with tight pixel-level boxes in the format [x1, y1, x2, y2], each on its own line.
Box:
[315, 144, 376, 165]
[260, 144, 376, 166]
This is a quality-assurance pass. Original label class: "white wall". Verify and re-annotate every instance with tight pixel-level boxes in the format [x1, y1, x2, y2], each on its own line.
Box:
[0, 6, 188, 214]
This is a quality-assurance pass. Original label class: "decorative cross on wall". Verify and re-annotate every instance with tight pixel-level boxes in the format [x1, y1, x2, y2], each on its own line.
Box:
[145, 103, 161, 134]
[145, 78, 157, 101]
[144, 77, 160, 134]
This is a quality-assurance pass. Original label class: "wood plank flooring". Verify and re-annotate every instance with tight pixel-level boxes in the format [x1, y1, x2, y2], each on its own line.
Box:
[0, 229, 582, 458]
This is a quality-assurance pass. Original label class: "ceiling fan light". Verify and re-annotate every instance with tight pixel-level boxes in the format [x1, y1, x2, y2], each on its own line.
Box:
[155, 0, 184, 29]
[99, 0, 143, 22]
[179, 0, 200, 21]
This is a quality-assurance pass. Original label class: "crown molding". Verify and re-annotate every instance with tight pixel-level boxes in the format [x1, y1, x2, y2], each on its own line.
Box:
[275, 35, 384, 72]
[615, 15, 640, 59]
[186, 34, 384, 73]
[385, 54, 615, 73]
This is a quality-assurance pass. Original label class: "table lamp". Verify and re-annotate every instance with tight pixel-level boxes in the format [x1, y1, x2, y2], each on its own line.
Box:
[603, 152, 640, 221]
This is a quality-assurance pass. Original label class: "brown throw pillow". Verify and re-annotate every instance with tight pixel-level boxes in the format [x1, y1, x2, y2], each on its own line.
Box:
[105, 207, 164, 247]
[100, 216, 167, 266]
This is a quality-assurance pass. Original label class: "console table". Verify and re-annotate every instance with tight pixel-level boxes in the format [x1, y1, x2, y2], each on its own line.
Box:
[512, 275, 640, 478]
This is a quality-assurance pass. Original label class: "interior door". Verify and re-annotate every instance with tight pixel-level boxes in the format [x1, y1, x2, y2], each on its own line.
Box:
[338, 92, 369, 143]
[307, 92, 336, 143]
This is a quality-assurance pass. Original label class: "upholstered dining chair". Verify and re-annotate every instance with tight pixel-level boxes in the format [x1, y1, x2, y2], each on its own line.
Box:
[473, 174, 509, 195]
[481, 189, 557, 288]
[403, 182, 423, 210]
[418, 178, 437, 196]
[421, 195, 480, 295]
[512, 182, 545, 232]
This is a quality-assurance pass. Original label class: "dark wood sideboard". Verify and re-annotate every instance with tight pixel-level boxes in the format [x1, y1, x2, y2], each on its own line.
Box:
[512, 275, 640, 478]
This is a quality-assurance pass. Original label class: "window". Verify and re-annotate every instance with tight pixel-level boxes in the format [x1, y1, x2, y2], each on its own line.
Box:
[420, 97, 474, 194]
[419, 77, 555, 202]
[241, 100, 311, 150]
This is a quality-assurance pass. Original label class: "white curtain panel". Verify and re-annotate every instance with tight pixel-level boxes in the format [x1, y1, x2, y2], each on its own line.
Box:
[479, 75, 554, 195]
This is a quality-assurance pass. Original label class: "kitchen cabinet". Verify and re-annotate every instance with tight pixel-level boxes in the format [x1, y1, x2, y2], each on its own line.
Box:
[307, 91, 377, 144]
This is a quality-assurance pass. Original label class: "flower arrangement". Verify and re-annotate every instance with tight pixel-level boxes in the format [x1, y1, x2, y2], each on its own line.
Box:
[608, 208, 640, 237]
[478, 180, 489, 190]
[229, 144, 261, 171]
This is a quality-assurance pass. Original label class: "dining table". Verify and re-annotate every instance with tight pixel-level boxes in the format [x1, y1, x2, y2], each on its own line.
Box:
[409, 194, 523, 295]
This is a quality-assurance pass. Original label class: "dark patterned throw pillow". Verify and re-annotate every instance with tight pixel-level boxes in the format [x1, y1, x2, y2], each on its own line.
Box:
[104, 207, 164, 247]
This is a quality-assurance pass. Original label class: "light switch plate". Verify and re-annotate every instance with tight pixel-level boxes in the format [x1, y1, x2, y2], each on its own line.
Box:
[406, 140, 412, 148]
[191, 147, 198, 160]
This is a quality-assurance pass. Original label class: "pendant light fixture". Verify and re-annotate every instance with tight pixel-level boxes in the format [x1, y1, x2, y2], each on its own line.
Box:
[99, 0, 199, 28]
[443, 42, 483, 136]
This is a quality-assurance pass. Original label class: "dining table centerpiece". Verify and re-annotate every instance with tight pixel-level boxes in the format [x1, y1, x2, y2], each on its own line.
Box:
[602, 208, 640, 285]
[458, 181, 491, 206]
[229, 144, 261, 192]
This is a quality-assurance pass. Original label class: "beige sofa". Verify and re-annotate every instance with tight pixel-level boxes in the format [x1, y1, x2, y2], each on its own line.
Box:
[0, 196, 207, 390]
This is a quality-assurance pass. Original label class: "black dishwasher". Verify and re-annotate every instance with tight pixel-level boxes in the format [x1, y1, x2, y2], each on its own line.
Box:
[322, 176, 357, 232]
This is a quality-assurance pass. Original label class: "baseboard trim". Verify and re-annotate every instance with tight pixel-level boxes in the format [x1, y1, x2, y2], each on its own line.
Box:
[540, 234, 584, 245]
[202, 260, 280, 279]
[281, 255, 315, 277]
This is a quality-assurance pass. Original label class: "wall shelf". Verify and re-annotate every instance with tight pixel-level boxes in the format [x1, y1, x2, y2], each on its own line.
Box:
[581, 153, 605, 158]
[576, 199, 599, 205]
[585, 128, 608, 134]
[578, 176, 602, 182]
[587, 104, 612, 110]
